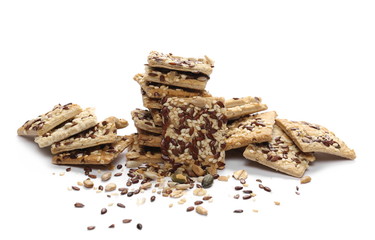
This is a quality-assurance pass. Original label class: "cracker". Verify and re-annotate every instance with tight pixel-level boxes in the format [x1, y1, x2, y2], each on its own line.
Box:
[243, 125, 315, 177]
[18, 103, 82, 136]
[147, 51, 214, 76]
[225, 96, 268, 120]
[137, 129, 162, 148]
[226, 111, 277, 150]
[276, 119, 356, 160]
[125, 134, 163, 164]
[142, 94, 163, 109]
[34, 108, 97, 148]
[52, 136, 132, 165]
[160, 96, 227, 175]
[131, 109, 162, 134]
[134, 73, 211, 99]
[51, 117, 128, 154]
[144, 66, 209, 91]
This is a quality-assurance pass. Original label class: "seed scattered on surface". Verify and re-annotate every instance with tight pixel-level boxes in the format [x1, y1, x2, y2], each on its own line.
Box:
[108, 224, 115, 228]
[105, 183, 116, 192]
[295, 191, 300, 195]
[240, 179, 246, 184]
[202, 196, 212, 201]
[122, 219, 132, 223]
[98, 185, 103, 191]
[74, 202, 84, 208]
[274, 201, 280, 205]
[202, 174, 214, 188]
[114, 173, 122, 177]
[235, 186, 243, 191]
[194, 200, 203, 205]
[186, 206, 195, 212]
[87, 226, 95, 230]
[243, 195, 252, 200]
[193, 188, 207, 196]
[300, 176, 311, 184]
[72, 186, 80, 191]
[101, 208, 107, 215]
[252, 209, 259, 213]
[101, 172, 112, 181]
[264, 186, 271, 192]
[117, 203, 126, 208]
[178, 198, 186, 204]
[233, 169, 248, 180]
[66, 167, 71, 172]
[243, 190, 253, 194]
[150, 196, 156, 202]
[83, 179, 94, 188]
[256, 179, 262, 183]
[196, 206, 208, 216]
[234, 209, 244, 213]
[259, 184, 264, 189]
[233, 194, 240, 199]
[217, 175, 229, 181]
[136, 223, 143, 230]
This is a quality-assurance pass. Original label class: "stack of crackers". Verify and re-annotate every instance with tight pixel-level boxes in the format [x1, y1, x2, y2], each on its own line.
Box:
[17, 103, 131, 165]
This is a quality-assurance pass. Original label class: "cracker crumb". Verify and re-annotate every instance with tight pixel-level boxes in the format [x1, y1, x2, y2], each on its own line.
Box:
[274, 201, 280, 205]
[300, 176, 311, 184]
[59, 172, 65, 176]
[252, 209, 259, 213]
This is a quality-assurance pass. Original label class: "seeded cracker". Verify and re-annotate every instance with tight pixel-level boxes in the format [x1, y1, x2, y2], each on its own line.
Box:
[276, 119, 356, 160]
[131, 109, 162, 134]
[226, 111, 277, 150]
[150, 109, 163, 126]
[144, 66, 209, 91]
[147, 51, 214, 76]
[136, 129, 162, 148]
[142, 94, 163, 109]
[51, 117, 128, 154]
[34, 108, 97, 148]
[161, 97, 227, 176]
[52, 136, 132, 165]
[18, 103, 82, 136]
[225, 96, 268, 120]
[134, 73, 212, 99]
[243, 125, 315, 177]
[125, 134, 163, 164]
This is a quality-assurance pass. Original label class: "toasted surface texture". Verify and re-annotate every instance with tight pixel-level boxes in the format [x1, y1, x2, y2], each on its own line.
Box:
[51, 117, 128, 154]
[226, 111, 277, 150]
[18, 103, 82, 136]
[131, 109, 162, 134]
[125, 134, 163, 163]
[34, 108, 97, 148]
[52, 136, 132, 165]
[147, 51, 214, 75]
[243, 125, 315, 177]
[276, 119, 356, 160]
[225, 97, 268, 120]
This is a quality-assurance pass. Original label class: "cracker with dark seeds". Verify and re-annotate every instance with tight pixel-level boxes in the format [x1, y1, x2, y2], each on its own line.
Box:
[226, 111, 277, 150]
[276, 119, 356, 159]
[131, 109, 162, 134]
[225, 96, 268, 120]
[243, 125, 315, 177]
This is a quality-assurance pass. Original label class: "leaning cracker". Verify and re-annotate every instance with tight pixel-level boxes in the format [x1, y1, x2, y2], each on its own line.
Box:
[18, 103, 82, 136]
[51, 117, 128, 154]
[131, 109, 162, 134]
[226, 111, 277, 150]
[225, 96, 268, 120]
[134, 73, 211, 99]
[34, 108, 97, 148]
[144, 66, 209, 91]
[276, 119, 356, 160]
[147, 51, 214, 76]
[161, 97, 227, 175]
[243, 125, 315, 178]
[125, 134, 163, 164]
[52, 136, 132, 165]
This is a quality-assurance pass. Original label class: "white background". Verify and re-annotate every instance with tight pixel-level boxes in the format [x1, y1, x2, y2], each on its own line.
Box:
[1, 0, 374, 239]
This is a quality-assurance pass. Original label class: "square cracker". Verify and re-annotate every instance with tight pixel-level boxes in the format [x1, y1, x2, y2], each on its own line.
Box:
[144, 66, 209, 91]
[137, 129, 162, 148]
[147, 51, 214, 76]
[243, 125, 315, 178]
[131, 109, 162, 134]
[34, 108, 97, 148]
[51, 117, 128, 154]
[276, 119, 356, 160]
[52, 136, 132, 165]
[134, 73, 211, 99]
[160, 96, 227, 175]
[225, 96, 268, 120]
[226, 111, 277, 150]
[18, 103, 82, 136]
